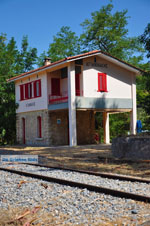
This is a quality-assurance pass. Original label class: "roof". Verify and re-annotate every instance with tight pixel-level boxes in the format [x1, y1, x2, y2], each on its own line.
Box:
[8, 50, 143, 82]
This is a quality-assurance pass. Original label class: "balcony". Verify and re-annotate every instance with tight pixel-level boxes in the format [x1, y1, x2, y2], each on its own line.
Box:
[49, 90, 83, 105]
[49, 91, 68, 104]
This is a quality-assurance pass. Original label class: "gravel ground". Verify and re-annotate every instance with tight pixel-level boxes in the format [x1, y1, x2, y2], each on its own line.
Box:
[2, 163, 150, 197]
[0, 164, 150, 225]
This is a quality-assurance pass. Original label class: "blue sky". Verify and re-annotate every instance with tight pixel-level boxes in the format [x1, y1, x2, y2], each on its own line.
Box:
[0, 0, 150, 58]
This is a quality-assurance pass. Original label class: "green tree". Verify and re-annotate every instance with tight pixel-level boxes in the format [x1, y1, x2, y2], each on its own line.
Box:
[47, 26, 81, 62]
[37, 50, 47, 67]
[80, 2, 144, 63]
[16, 36, 37, 73]
[0, 34, 37, 145]
[136, 23, 150, 130]
[140, 23, 150, 58]
[0, 34, 18, 144]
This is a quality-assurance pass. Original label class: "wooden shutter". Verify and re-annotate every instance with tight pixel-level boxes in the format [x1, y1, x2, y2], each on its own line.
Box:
[37, 116, 42, 138]
[25, 84, 28, 99]
[51, 78, 60, 95]
[20, 85, 24, 100]
[98, 73, 107, 92]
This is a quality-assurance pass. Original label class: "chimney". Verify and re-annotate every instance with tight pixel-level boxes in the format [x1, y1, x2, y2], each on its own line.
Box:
[44, 57, 51, 66]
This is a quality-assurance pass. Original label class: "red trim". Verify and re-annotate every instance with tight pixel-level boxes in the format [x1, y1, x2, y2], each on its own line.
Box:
[49, 96, 68, 103]
[75, 73, 80, 96]
[38, 116, 42, 138]
[25, 84, 28, 99]
[20, 79, 41, 101]
[97, 73, 108, 92]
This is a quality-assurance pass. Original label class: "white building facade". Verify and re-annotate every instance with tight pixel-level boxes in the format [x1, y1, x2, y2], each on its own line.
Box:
[8, 50, 141, 146]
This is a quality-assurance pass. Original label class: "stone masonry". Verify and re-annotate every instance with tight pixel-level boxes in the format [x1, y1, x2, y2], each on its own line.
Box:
[112, 136, 150, 160]
[16, 109, 95, 146]
[76, 110, 95, 145]
[16, 110, 50, 146]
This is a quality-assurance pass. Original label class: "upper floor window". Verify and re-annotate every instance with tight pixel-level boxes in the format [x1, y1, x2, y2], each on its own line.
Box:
[97, 73, 107, 92]
[34, 80, 41, 97]
[20, 79, 41, 101]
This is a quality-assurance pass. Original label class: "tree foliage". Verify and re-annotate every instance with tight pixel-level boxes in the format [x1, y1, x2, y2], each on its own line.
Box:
[0, 34, 37, 144]
[140, 23, 150, 58]
[80, 3, 144, 63]
[47, 26, 81, 62]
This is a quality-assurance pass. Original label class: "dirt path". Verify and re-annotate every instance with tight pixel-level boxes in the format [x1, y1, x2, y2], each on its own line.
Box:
[0, 144, 150, 178]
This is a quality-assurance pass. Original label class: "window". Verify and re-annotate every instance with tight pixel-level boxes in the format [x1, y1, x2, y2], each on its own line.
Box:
[34, 80, 41, 97]
[20, 79, 41, 101]
[97, 73, 107, 92]
[37, 116, 42, 138]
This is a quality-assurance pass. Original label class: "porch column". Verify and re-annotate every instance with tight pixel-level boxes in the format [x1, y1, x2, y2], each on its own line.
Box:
[130, 75, 137, 134]
[103, 112, 110, 144]
[68, 62, 77, 146]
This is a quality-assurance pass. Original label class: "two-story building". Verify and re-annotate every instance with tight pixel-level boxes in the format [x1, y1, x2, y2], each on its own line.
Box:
[8, 50, 141, 146]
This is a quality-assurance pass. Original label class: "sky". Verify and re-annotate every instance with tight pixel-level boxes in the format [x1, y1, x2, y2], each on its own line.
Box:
[0, 0, 150, 58]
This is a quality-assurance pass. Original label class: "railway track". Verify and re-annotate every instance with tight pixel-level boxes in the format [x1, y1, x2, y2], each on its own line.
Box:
[25, 162, 150, 183]
[0, 163, 150, 204]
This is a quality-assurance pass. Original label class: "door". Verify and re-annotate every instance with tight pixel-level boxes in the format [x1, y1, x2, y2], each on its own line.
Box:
[75, 73, 80, 96]
[51, 78, 60, 95]
[22, 118, 25, 144]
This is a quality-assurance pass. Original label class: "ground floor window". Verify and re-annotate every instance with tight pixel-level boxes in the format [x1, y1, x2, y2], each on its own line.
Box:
[37, 116, 42, 138]
[22, 117, 25, 144]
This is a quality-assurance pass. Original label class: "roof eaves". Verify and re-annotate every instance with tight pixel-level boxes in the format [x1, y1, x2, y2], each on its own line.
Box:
[7, 58, 69, 82]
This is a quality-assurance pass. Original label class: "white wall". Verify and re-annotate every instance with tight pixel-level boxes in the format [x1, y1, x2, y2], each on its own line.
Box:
[83, 56, 134, 99]
[15, 72, 48, 113]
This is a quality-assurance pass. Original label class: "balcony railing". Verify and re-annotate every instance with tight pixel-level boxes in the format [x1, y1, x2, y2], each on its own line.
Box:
[49, 91, 68, 104]
[76, 90, 83, 96]
[49, 90, 83, 104]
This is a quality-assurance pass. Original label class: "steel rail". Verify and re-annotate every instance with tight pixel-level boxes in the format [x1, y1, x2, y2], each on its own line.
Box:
[25, 163, 150, 184]
[0, 166, 150, 203]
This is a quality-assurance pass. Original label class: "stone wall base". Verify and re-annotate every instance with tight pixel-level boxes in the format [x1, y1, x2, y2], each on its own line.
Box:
[16, 109, 95, 146]
[16, 110, 50, 146]
[112, 136, 150, 160]
[77, 110, 95, 145]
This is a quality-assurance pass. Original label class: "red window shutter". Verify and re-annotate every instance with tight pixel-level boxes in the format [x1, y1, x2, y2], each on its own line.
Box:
[51, 78, 60, 95]
[29, 83, 32, 98]
[98, 73, 107, 92]
[25, 84, 28, 99]
[75, 73, 80, 96]
[34, 81, 37, 97]
[20, 85, 24, 100]
[103, 73, 107, 92]
[98, 74, 100, 91]
[38, 116, 42, 138]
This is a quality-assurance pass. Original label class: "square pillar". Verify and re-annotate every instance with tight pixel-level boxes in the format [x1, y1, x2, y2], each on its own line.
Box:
[68, 62, 77, 146]
[130, 75, 137, 134]
[103, 112, 110, 144]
